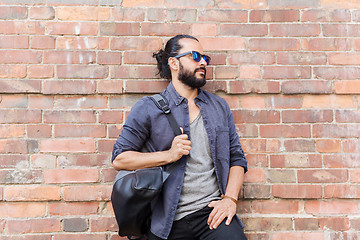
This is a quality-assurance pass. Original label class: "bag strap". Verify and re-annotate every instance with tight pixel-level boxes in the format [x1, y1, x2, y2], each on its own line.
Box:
[150, 94, 182, 136]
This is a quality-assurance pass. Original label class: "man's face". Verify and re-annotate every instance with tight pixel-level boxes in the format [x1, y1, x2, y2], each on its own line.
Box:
[175, 39, 208, 89]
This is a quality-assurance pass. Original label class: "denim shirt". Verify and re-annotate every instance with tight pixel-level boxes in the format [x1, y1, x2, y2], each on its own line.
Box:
[112, 82, 247, 239]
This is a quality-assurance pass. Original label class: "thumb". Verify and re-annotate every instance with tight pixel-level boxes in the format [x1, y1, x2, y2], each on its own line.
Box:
[180, 127, 184, 134]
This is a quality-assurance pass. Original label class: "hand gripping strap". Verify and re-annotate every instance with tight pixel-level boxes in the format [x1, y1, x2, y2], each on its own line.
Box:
[150, 94, 182, 136]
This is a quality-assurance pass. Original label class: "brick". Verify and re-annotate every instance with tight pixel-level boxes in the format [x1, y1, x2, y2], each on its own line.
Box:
[148, 8, 196, 22]
[344, 139, 360, 153]
[98, 51, 121, 65]
[113, 7, 145, 21]
[298, 169, 348, 183]
[54, 96, 107, 109]
[44, 110, 95, 123]
[125, 80, 169, 93]
[63, 218, 88, 232]
[303, 95, 355, 109]
[325, 185, 360, 199]
[282, 80, 332, 94]
[323, 154, 360, 168]
[336, 110, 360, 123]
[97, 80, 124, 94]
[327, 232, 359, 240]
[282, 110, 333, 123]
[40, 139, 96, 153]
[0, 80, 41, 93]
[244, 168, 266, 183]
[245, 154, 268, 167]
[98, 110, 124, 124]
[0, 50, 42, 64]
[329, 53, 360, 65]
[0, 139, 28, 153]
[29, 95, 54, 109]
[266, 96, 302, 109]
[228, 52, 275, 65]
[165, 0, 215, 8]
[121, 0, 164, 7]
[0, 21, 44, 34]
[100, 22, 140, 36]
[284, 139, 316, 152]
[0, 95, 28, 108]
[334, 80, 360, 94]
[263, 66, 311, 79]
[316, 139, 341, 153]
[192, 23, 217, 36]
[229, 80, 280, 94]
[241, 139, 281, 153]
[53, 234, 107, 240]
[90, 217, 117, 232]
[57, 65, 108, 79]
[243, 184, 271, 199]
[323, 24, 360, 37]
[215, 66, 238, 79]
[49, 202, 99, 216]
[302, 9, 351, 22]
[0, 36, 29, 49]
[271, 232, 324, 240]
[30, 36, 55, 49]
[198, 9, 247, 22]
[0, 155, 28, 168]
[233, 110, 280, 124]
[313, 124, 360, 138]
[28, 65, 54, 79]
[29, 6, 55, 20]
[249, 38, 299, 51]
[268, 0, 319, 8]
[217, 0, 267, 9]
[142, 23, 191, 36]
[240, 96, 265, 109]
[0, 125, 25, 138]
[277, 52, 326, 65]
[243, 217, 293, 231]
[30, 154, 56, 169]
[301, 38, 351, 51]
[47, 0, 98, 5]
[57, 6, 110, 20]
[0, 65, 26, 79]
[5, 186, 60, 201]
[44, 51, 96, 64]
[0, 109, 41, 124]
[57, 36, 109, 50]
[54, 125, 106, 138]
[111, 37, 162, 51]
[47, 22, 98, 35]
[270, 24, 320, 37]
[109, 95, 144, 109]
[57, 154, 110, 168]
[123, 51, 154, 65]
[63, 185, 112, 201]
[250, 10, 299, 22]
[268, 169, 296, 183]
[220, 24, 268, 37]
[351, 170, 360, 183]
[43, 80, 96, 95]
[0, 6, 27, 19]
[352, 218, 360, 230]
[305, 200, 358, 215]
[198, 37, 246, 51]
[0, 203, 46, 218]
[273, 185, 322, 199]
[44, 168, 99, 184]
[253, 200, 300, 214]
[260, 125, 310, 138]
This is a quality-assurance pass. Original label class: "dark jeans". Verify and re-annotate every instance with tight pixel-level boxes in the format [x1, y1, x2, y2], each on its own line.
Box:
[147, 206, 247, 240]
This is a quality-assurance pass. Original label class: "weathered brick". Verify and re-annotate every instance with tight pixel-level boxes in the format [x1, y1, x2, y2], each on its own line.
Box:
[198, 9, 247, 22]
[113, 7, 145, 21]
[123, 51, 154, 64]
[0, 80, 41, 93]
[244, 168, 266, 183]
[111, 37, 162, 51]
[0, 6, 27, 19]
[0, 155, 28, 168]
[267, 169, 296, 183]
[271, 232, 324, 240]
[325, 185, 360, 199]
[253, 200, 300, 214]
[43, 80, 96, 95]
[260, 125, 310, 138]
[142, 23, 191, 36]
[57, 154, 110, 168]
[44, 168, 99, 184]
[57, 6, 110, 21]
[0, 203, 46, 218]
[277, 52, 327, 65]
[336, 110, 360, 123]
[29, 6, 55, 20]
[241, 139, 281, 153]
[0, 36, 29, 49]
[30, 154, 56, 169]
[31, 36, 55, 49]
[284, 139, 316, 152]
[243, 217, 293, 231]
[250, 10, 299, 22]
[199, 37, 246, 51]
[228, 52, 275, 65]
[0, 125, 25, 138]
[40, 139, 96, 153]
[263, 66, 311, 79]
[323, 24, 360, 37]
[49, 202, 99, 216]
[268, 0, 319, 8]
[112, 65, 157, 79]
[270, 24, 320, 37]
[334, 80, 360, 94]
[0, 21, 44, 34]
[313, 124, 360, 138]
[28, 65, 54, 79]
[305, 200, 358, 214]
[98, 51, 121, 65]
[0, 109, 41, 123]
[220, 24, 268, 36]
[301, 38, 351, 51]
[323, 154, 360, 168]
[0, 50, 42, 64]
[97, 80, 124, 94]
[54, 96, 107, 109]
[44, 110, 96, 123]
[240, 96, 265, 109]
[302, 9, 351, 22]
[229, 80, 280, 94]
[243, 184, 271, 199]
[282, 80, 332, 94]
[57, 36, 109, 50]
[303, 95, 355, 109]
[47, 22, 98, 35]
[100, 22, 140, 36]
[217, 0, 267, 9]
[53, 233, 107, 240]
[249, 38, 299, 51]
[125, 80, 169, 93]
[28, 124, 52, 138]
[316, 139, 341, 153]
[90, 217, 117, 232]
[298, 169, 348, 183]
[54, 125, 106, 138]
[29, 95, 53, 109]
[63, 218, 88, 232]
[272, 185, 322, 199]
[282, 110, 333, 123]
[5, 186, 60, 201]
[63, 185, 112, 201]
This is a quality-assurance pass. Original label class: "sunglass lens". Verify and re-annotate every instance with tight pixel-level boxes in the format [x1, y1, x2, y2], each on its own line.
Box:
[192, 51, 201, 62]
[203, 56, 210, 65]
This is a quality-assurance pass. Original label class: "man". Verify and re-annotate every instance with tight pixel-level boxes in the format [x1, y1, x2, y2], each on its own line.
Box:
[112, 35, 248, 240]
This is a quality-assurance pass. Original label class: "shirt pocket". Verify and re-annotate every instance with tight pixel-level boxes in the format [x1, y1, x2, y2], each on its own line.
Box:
[215, 126, 230, 161]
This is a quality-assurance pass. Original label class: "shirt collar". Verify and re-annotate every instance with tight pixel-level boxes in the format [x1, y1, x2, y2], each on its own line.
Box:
[165, 82, 208, 105]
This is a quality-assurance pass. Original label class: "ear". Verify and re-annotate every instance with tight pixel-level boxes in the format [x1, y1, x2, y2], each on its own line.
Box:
[168, 57, 179, 71]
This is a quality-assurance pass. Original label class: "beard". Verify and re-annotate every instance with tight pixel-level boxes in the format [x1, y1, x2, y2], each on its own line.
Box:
[178, 62, 206, 89]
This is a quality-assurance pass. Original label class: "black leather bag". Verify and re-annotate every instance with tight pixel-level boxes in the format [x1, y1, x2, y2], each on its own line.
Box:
[111, 94, 181, 239]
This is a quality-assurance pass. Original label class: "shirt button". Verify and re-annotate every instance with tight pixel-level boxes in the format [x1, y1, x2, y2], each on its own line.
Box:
[184, 105, 188, 109]
[185, 124, 189, 127]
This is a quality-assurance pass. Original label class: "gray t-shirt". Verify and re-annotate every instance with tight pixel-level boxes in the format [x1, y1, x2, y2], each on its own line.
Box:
[174, 113, 221, 221]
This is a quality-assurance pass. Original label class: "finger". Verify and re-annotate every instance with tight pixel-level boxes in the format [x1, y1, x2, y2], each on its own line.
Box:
[211, 212, 227, 229]
[180, 127, 184, 134]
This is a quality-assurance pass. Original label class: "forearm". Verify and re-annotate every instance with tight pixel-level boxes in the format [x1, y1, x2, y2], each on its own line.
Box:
[112, 150, 173, 171]
[224, 165, 245, 200]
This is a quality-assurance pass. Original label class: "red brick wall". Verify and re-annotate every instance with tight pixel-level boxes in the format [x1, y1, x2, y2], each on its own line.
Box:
[1, 1, 360, 239]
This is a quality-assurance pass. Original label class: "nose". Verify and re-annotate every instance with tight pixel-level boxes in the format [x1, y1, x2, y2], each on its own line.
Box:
[199, 56, 207, 66]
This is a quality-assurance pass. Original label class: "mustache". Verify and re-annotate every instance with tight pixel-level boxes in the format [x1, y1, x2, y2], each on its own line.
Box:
[195, 67, 206, 75]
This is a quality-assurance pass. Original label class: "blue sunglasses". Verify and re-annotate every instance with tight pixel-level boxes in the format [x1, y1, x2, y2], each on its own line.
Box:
[174, 51, 211, 65]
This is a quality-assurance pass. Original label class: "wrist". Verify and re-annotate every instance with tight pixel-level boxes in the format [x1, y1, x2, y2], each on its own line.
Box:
[221, 195, 238, 205]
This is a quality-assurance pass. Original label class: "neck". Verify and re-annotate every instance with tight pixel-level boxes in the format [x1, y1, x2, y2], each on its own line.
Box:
[172, 78, 198, 101]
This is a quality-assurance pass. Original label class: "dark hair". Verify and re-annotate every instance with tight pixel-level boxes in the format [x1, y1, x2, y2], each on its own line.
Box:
[153, 35, 199, 80]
